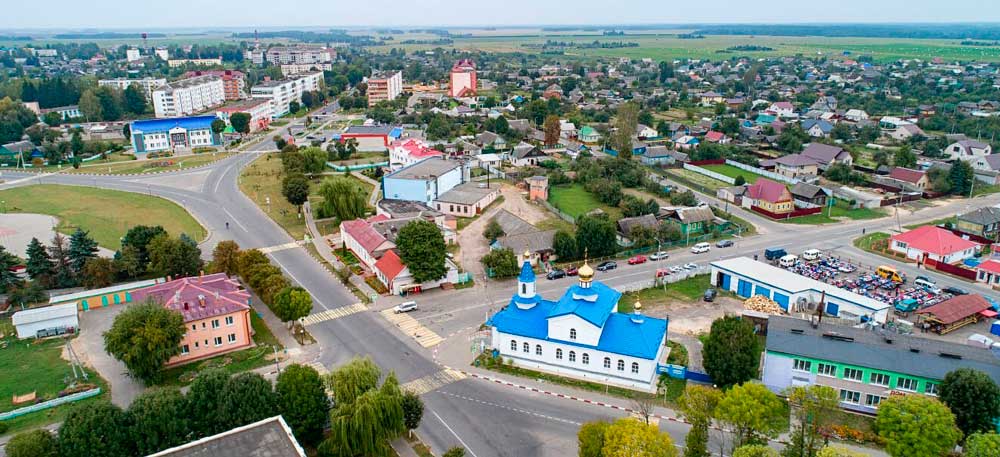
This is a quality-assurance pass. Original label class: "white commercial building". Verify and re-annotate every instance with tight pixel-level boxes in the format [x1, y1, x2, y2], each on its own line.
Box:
[12, 303, 79, 339]
[152, 75, 226, 118]
[99, 78, 167, 100]
[126, 48, 141, 62]
[709, 257, 890, 323]
[250, 71, 323, 117]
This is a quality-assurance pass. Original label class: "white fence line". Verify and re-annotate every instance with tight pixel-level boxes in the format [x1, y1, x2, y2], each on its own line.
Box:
[724, 159, 802, 185]
[683, 163, 736, 185]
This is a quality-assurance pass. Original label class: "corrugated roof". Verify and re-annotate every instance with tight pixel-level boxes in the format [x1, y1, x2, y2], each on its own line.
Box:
[147, 416, 305, 457]
[49, 278, 162, 304]
[131, 273, 250, 323]
[548, 282, 621, 327]
[916, 294, 992, 325]
[11, 302, 78, 326]
[890, 225, 979, 256]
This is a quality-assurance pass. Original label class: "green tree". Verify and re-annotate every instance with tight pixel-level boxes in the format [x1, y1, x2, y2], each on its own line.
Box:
[443, 448, 466, 457]
[48, 232, 75, 288]
[892, 145, 917, 169]
[482, 248, 519, 278]
[395, 220, 447, 283]
[70, 130, 84, 155]
[815, 447, 865, 457]
[578, 420, 609, 457]
[282, 173, 311, 208]
[320, 357, 406, 457]
[277, 364, 330, 446]
[575, 215, 617, 257]
[677, 385, 722, 457]
[211, 118, 227, 135]
[220, 372, 279, 430]
[24, 237, 52, 285]
[875, 395, 961, 457]
[272, 286, 313, 322]
[58, 401, 133, 457]
[123, 84, 147, 115]
[948, 160, 975, 196]
[121, 225, 167, 272]
[602, 417, 677, 457]
[103, 301, 186, 383]
[543, 114, 561, 147]
[186, 368, 231, 438]
[401, 390, 425, 434]
[210, 240, 241, 276]
[553, 230, 578, 261]
[318, 176, 367, 221]
[126, 387, 190, 455]
[148, 233, 204, 278]
[114, 245, 144, 280]
[964, 433, 1000, 457]
[734, 445, 779, 457]
[0, 245, 22, 293]
[716, 383, 786, 452]
[67, 228, 98, 274]
[301, 147, 328, 175]
[81, 257, 116, 288]
[938, 368, 1000, 437]
[610, 102, 639, 159]
[230, 112, 252, 136]
[77, 90, 102, 122]
[703, 316, 761, 388]
[669, 190, 700, 207]
[484, 219, 505, 241]
[734, 175, 746, 186]
[5, 429, 58, 457]
[782, 385, 839, 457]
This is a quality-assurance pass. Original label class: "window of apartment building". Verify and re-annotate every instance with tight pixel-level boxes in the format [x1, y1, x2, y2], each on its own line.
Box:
[214, 337, 223, 347]
[568, 351, 576, 362]
[191, 324, 196, 331]
[817, 363, 836, 377]
[226, 316, 234, 326]
[925, 382, 939, 396]
[228, 333, 237, 343]
[843, 368, 863, 382]
[201, 322, 206, 328]
[792, 359, 812, 372]
[523, 342, 529, 353]
[555, 349, 563, 360]
[569, 329, 577, 340]
[870, 373, 890, 387]
[181, 344, 190, 355]
[604, 357, 611, 369]
[194, 341, 199, 348]
[865, 394, 882, 408]
[839, 389, 861, 404]
[582, 353, 590, 365]
[631, 362, 639, 374]
[896, 377, 918, 392]
[211, 319, 220, 329]
[535, 345, 542, 356]
[617, 360, 625, 371]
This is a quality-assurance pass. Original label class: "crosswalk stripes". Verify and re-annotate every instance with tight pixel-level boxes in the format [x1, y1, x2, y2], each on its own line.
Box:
[306, 361, 329, 375]
[401, 369, 467, 395]
[379, 308, 444, 347]
[300, 303, 367, 326]
[258, 241, 304, 254]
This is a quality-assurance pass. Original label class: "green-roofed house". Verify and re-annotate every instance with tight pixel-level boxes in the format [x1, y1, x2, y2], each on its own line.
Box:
[0, 140, 42, 166]
[578, 126, 601, 144]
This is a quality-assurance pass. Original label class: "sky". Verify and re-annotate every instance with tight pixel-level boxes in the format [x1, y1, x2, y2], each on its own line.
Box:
[3, 0, 1000, 30]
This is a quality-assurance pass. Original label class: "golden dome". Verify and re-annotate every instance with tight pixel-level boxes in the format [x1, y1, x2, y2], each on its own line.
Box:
[578, 262, 594, 282]
[523, 250, 531, 260]
[634, 300, 642, 311]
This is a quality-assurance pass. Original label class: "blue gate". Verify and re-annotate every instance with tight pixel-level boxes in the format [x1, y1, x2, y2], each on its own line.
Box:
[754, 285, 771, 299]
[720, 273, 731, 291]
[737, 279, 753, 297]
[685, 370, 714, 384]
[826, 302, 840, 317]
[773, 292, 789, 310]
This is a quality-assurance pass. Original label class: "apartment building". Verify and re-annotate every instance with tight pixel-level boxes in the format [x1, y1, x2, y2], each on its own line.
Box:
[98, 77, 167, 100]
[167, 58, 223, 68]
[152, 75, 226, 118]
[249, 71, 323, 117]
[281, 63, 333, 75]
[264, 46, 335, 65]
[449, 59, 477, 98]
[216, 99, 273, 133]
[183, 70, 246, 100]
[367, 70, 403, 107]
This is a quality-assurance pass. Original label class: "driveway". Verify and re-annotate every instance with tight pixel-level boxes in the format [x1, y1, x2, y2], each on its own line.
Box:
[455, 185, 550, 276]
[70, 304, 145, 407]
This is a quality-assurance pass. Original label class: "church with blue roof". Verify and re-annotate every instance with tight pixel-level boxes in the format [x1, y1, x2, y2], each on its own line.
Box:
[488, 252, 670, 392]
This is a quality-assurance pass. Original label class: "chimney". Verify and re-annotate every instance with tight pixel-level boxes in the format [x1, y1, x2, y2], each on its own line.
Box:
[183, 302, 189, 310]
[167, 275, 172, 282]
[199, 270, 204, 284]
[198, 294, 207, 308]
[174, 291, 181, 303]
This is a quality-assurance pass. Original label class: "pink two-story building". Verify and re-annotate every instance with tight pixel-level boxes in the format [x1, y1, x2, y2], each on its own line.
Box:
[131, 273, 254, 367]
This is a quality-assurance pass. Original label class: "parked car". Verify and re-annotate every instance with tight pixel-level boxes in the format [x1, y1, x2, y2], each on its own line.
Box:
[565, 266, 579, 276]
[915, 275, 935, 285]
[943, 286, 968, 296]
[628, 255, 648, 265]
[393, 301, 418, 314]
[650, 251, 669, 261]
[691, 242, 711, 254]
[669, 266, 684, 273]
[716, 239, 734, 248]
[596, 261, 617, 271]
[683, 263, 698, 270]
[764, 247, 787, 261]
[914, 278, 941, 294]
[802, 249, 822, 261]
[703, 288, 718, 302]
[546, 269, 566, 280]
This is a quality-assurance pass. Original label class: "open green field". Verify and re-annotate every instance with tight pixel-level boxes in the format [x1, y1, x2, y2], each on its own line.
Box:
[0, 336, 109, 436]
[701, 164, 770, 184]
[548, 183, 622, 220]
[779, 205, 887, 225]
[0, 184, 206, 250]
[67, 152, 233, 175]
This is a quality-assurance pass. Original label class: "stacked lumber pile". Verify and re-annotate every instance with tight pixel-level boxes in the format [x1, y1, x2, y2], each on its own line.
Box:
[744, 295, 783, 314]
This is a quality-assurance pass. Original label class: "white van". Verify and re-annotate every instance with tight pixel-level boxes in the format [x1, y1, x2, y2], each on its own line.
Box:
[691, 242, 711, 254]
[802, 249, 822, 261]
[779, 254, 798, 268]
[914, 278, 941, 294]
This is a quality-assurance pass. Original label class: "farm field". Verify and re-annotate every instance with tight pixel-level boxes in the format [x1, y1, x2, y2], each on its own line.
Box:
[548, 183, 622, 220]
[0, 184, 206, 249]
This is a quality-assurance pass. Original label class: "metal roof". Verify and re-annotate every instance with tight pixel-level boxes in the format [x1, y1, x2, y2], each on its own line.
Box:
[11, 302, 78, 326]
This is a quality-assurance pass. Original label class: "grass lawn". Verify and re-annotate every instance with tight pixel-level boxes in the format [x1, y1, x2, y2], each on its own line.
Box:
[239, 153, 309, 240]
[0, 336, 110, 436]
[621, 274, 718, 312]
[548, 184, 622, 220]
[536, 216, 576, 233]
[0, 184, 206, 250]
[853, 232, 890, 251]
[904, 216, 954, 230]
[779, 205, 887, 225]
[701, 164, 770, 184]
[662, 169, 727, 193]
[68, 152, 233, 175]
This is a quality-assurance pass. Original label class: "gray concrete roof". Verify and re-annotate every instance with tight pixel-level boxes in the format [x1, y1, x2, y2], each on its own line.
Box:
[148, 416, 305, 457]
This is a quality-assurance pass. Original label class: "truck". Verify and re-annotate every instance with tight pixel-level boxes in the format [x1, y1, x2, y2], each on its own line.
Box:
[764, 247, 787, 261]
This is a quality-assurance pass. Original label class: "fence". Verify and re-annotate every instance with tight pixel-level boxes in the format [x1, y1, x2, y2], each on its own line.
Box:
[751, 205, 822, 220]
[925, 258, 979, 281]
[538, 199, 575, 224]
[724, 159, 802, 185]
[877, 193, 922, 207]
[482, 162, 507, 179]
[0, 388, 102, 420]
[683, 163, 736, 185]
[326, 161, 388, 172]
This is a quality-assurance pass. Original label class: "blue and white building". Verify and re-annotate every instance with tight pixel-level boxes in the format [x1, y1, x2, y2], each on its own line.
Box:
[488, 255, 669, 392]
[129, 115, 222, 153]
[382, 157, 467, 206]
[709, 257, 890, 323]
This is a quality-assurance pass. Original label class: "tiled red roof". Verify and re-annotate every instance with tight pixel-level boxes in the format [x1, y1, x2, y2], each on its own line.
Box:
[747, 178, 791, 203]
[705, 131, 725, 142]
[131, 273, 250, 323]
[978, 260, 1000, 275]
[375, 250, 406, 281]
[890, 225, 979, 256]
[342, 218, 388, 254]
[888, 167, 925, 184]
[392, 139, 443, 160]
[917, 294, 991, 325]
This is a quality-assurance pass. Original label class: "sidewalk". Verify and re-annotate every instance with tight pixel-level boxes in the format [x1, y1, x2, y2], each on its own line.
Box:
[302, 201, 380, 300]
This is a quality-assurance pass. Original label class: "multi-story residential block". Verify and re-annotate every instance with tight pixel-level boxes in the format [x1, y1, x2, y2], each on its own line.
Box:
[167, 58, 223, 68]
[367, 70, 403, 107]
[126, 48, 141, 62]
[280, 63, 333, 75]
[183, 70, 246, 100]
[98, 77, 168, 100]
[154, 47, 169, 60]
[449, 59, 477, 98]
[216, 99, 273, 133]
[264, 46, 335, 65]
[762, 315, 1000, 414]
[129, 115, 222, 153]
[152, 75, 226, 118]
[250, 71, 323, 117]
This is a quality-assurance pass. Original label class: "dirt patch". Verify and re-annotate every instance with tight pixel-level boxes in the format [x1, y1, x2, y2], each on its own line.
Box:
[499, 185, 548, 224]
[642, 296, 744, 335]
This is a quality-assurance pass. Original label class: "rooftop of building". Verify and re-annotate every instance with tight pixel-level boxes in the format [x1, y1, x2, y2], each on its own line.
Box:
[435, 181, 499, 205]
[130, 272, 250, 323]
[147, 416, 305, 457]
[157, 74, 221, 93]
[130, 115, 218, 134]
[385, 157, 462, 181]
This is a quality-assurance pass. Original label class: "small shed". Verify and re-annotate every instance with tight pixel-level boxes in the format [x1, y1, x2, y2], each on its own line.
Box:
[917, 294, 994, 334]
[11, 303, 79, 339]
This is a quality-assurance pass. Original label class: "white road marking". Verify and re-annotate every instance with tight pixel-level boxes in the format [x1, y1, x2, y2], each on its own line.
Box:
[401, 369, 467, 395]
[380, 308, 444, 347]
[436, 391, 582, 426]
[223, 207, 249, 232]
[431, 409, 480, 457]
[300, 303, 367, 325]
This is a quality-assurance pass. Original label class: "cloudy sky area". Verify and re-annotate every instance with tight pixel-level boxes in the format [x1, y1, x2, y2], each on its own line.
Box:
[3, 0, 1000, 29]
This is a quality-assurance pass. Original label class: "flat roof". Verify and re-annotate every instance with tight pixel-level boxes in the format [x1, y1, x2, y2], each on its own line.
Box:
[147, 416, 305, 457]
[12, 302, 78, 326]
[711, 257, 889, 311]
[385, 157, 462, 181]
[159, 75, 221, 92]
[49, 278, 162, 304]
[435, 181, 499, 205]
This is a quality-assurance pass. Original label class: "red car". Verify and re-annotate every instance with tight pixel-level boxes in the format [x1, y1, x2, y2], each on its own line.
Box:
[628, 255, 648, 265]
[565, 266, 579, 276]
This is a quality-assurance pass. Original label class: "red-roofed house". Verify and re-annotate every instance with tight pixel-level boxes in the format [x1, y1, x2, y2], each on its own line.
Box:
[374, 249, 460, 295]
[890, 225, 981, 264]
[340, 215, 395, 270]
[887, 167, 928, 190]
[976, 259, 1000, 286]
[745, 178, 794, 215]
[131, 273, 253, 366]
[389, 138, 444, 169]
[704, 131, 731, 144]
